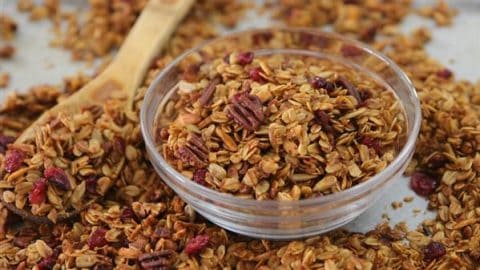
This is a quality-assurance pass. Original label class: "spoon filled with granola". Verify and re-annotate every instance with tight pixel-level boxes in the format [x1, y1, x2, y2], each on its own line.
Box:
[0, 0, 194, 224]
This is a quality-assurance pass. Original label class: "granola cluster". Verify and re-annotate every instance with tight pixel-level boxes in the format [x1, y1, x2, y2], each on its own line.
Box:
[2, 0, 479, 269]
[157, 54, 406, 199]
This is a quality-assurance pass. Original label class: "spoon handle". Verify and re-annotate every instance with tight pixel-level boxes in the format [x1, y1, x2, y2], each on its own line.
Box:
[105, 0, 195, 104]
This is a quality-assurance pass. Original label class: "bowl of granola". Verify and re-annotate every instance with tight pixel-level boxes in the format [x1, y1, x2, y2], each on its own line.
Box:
[140, 28, 421, 239]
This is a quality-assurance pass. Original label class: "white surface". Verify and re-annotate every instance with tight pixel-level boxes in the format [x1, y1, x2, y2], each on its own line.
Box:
[1, 1, 478, 233]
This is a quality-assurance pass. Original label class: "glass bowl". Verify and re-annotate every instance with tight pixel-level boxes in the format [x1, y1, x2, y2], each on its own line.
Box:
[140, 28, 421, 240]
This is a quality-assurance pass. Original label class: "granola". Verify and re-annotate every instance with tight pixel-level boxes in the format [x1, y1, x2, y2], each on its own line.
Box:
[1, 0, 480, 269]
[156, 53, 406, 199]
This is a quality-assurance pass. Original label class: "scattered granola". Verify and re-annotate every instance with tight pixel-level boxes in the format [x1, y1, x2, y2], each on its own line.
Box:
[0, 44, 15, 59]
[0, 14, 17, 40]
[0, 0, 479, 269]
[0, 73, 10, 88]
[157, 53, 406, 200]
[417, 0, 457, 26]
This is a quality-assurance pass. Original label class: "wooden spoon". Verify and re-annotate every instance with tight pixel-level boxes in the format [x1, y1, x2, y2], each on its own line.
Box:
[1, 0, 194, 223]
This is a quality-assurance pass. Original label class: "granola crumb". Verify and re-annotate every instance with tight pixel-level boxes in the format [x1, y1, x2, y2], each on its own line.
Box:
[391, 201, 403, 210]
[0, 73, 10, 88]
[0, 44, 15, 59]
[403, 196, 414, 203]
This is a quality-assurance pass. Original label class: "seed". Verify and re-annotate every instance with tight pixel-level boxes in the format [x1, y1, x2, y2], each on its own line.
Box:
[236, 51, 254, 65]
[424, 241, 446, 261]
[410, 172, 437, 197]
[44, 167, 71, 190]
[184, 234, 210, 255]
[4, 149, 25, 173]
[28, 178, 47, 205]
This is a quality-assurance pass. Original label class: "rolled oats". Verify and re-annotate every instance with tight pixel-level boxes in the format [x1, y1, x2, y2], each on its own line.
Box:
[1, 0, 479, 269]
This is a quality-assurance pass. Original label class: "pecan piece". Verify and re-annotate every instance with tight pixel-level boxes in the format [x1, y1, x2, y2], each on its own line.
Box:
[139, 250, 176, 270]
[335, 77, 362, 104]
[176, 133, 209, 168]
[227, 91, 265, 131]
[198, 76, 221, 106]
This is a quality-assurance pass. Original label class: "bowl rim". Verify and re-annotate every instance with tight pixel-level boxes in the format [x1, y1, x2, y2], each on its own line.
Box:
[140, 27, 422, 209]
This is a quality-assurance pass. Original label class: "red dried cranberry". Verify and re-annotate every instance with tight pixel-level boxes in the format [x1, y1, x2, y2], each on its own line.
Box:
[37, 254, 57, 270]
[236, 52, 254, 65]
[184, 234, 210, 255]
[426, 153, 447, 170]
[411, 172, 438, 197]
[44, 167, 71, 190]
[85, 177, 98, 194]
[252, 31, 273, 45]
[113, 136, 126, 155]
[249, 67, 265, 83]
[120, 207, 135, 222]
[28, 178, 47, 205]
[360, 25, 378, 42]
[0, 134, 15, 154]
[193, 168, 208, 186]
[361, 136, 382, 154]
[341, 45, 363, 57]
[310, 76, 334, 92]
[436, 68, 452, 79]
[88, 228, 108, 249]
[424, 241, 446, 261]
[4, 149, 25, 173]
[314, 110, 334, 134]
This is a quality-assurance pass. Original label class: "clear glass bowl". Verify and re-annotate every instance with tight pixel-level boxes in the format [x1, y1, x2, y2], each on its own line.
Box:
[140, 28, 421, 240]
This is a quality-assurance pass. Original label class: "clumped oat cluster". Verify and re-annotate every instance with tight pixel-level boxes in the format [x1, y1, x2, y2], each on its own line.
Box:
[1, 0, 479, 269]
[157, 53, 406, 200]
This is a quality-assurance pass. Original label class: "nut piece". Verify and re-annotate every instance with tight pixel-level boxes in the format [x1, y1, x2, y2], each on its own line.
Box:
[227, 91, 265, 131]
[176, 133, 209, 168]
[139, 250, 176, 269]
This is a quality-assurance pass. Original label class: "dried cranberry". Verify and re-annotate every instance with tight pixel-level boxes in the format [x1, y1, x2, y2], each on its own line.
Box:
[37, 254, 57, 270]
[236, 52, 254, 65]
[410, 172, 438, 197]
[341, 45, 363, 57]
[44, 167, 71, 190]
[360, 25, 378, 42]
[120, 207, 135, 222]
[28, 178, 47, 205]
[424, 241, 446, 261]
[426, 153, 447, 170]
[436, 68, 452, 79]
[88, 228, 108, 249]
[4, 149, 25, 173]
[310, 76, 334, 92]
[361, 136, 382, 154]
[85, 177, 98, 194]
[113, 136, 126, 155]
[193, 168, 208, 186]
[249, 67, 265, 83]
[184, 234, 210, 255]
[0, 134, 15, 154]
[252, 32, 273, 45]
[314, 110, 334, 134]
[335, 77, 362, 104]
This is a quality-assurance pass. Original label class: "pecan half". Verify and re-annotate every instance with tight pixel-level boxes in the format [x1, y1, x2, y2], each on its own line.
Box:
[227, 91, 265, 131]
[176, 133, 209, 168]
[139, 250, 176, 270]
[198, 76, 222, 106]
